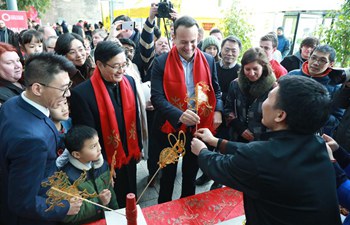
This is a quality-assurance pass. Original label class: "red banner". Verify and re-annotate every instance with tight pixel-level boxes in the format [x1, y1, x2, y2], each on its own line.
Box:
[0, 10, 28, 33]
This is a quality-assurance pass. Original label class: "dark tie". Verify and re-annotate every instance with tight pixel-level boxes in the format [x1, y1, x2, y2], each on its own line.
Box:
[113, 84, 121, 106]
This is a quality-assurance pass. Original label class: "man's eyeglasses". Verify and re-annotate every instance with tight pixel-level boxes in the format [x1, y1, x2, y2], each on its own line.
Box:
[104, 62, 129, 71]
[36, 81, 73, 97]
[309, 55, 329, 65]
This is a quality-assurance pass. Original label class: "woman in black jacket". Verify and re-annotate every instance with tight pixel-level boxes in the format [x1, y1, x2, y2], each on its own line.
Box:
[225, 47, 276, 142]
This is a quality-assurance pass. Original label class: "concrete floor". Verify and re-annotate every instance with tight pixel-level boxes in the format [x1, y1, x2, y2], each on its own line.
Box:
[136, 158, 214, 208]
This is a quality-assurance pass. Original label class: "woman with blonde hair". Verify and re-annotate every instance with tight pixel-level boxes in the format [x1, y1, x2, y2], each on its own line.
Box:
[0, 42, 24, 106]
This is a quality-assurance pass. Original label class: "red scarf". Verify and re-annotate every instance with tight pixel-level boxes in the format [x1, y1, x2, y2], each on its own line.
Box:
[161, 47, 216, 133]
[302, 61, 332, 77]
[91, 68, 140, 169]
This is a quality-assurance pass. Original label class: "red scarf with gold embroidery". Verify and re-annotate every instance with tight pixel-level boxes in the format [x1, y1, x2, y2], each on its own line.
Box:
[91, 68, 140, 169]
[161, 47, 216, 133]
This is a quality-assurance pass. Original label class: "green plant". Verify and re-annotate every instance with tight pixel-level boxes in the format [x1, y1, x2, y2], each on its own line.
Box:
[316, 0, 350, 67]
[0, 0, 51, 16]
[219, 0, 254, 58]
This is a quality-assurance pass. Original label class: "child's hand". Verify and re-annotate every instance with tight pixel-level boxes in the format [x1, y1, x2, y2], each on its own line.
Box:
[67, 197, 83, 215]
[99, 189, 112, 206]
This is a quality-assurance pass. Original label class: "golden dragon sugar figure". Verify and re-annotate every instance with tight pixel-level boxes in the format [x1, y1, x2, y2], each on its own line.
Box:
[41, 171, 98, 212]
[136, 130, 187, 204]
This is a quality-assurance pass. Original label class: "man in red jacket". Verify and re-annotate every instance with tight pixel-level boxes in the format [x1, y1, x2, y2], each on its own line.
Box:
[260, 33, 287, 79]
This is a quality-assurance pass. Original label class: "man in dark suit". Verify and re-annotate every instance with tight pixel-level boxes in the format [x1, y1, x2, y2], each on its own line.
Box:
[70, 41, 142, 208]
[0, 20, 16, 46]
[192, 76, 342, 225]
[151, 16, 223, 203]
[0, 53, 81, 225]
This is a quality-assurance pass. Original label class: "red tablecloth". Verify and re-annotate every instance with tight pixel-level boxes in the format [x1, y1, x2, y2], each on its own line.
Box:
[83, 187, 244, 225]
[142, 187, 244, 225]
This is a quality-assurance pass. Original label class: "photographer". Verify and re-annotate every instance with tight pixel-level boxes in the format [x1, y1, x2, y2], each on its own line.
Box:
[112, 15, 144, 78]
[140, 2, 177, 186]
[140, 2, 178, 81]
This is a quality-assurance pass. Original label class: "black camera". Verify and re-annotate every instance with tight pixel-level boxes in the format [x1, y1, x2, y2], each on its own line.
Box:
[157, 0, 173, 19]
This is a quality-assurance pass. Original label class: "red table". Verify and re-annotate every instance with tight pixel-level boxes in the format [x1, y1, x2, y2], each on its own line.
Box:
[84, 187, 244, 225]
[142, 187, 244, 225]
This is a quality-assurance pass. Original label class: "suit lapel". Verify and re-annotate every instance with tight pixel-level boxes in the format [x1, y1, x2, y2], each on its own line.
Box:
[17, 96, 59, 149]
[44, 117, 59, 148]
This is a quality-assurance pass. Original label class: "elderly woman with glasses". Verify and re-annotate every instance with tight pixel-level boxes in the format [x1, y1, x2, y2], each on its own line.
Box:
[0, 42, 24, 106]
[55, 33, 95, 87]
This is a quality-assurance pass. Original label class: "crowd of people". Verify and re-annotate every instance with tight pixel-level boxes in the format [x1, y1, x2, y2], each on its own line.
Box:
[1, 2, 350, 225]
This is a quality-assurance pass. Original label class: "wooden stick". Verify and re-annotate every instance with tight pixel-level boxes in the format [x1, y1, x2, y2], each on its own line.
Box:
[51, 187, 125, 216]
[136, 166, 161, 204]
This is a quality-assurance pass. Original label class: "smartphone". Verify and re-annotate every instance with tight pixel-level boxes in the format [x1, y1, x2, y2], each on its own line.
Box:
[121, 21, 135, 30]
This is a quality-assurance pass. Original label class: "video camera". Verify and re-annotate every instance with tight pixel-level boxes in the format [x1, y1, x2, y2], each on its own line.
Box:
[157, 0, 173, 19]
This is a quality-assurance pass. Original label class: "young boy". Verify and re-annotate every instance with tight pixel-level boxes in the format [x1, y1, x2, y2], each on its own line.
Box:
[60, 125, 118, 224]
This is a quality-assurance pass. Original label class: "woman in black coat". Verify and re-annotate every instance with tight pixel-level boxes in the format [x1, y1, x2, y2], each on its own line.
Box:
[225, 47, 276, 142]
